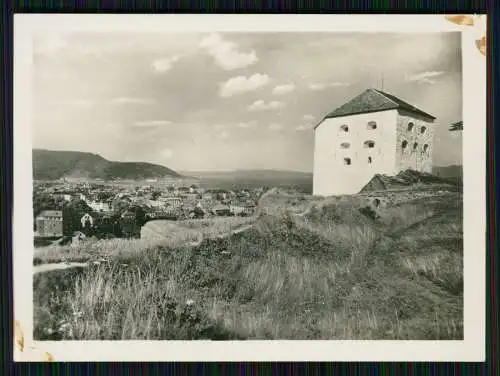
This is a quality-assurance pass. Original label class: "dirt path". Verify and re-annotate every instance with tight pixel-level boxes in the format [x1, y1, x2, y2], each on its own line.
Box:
[33, 262, 89, 274]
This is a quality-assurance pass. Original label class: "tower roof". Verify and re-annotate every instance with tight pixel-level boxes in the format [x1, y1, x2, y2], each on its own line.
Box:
[315, 88, 436, 129]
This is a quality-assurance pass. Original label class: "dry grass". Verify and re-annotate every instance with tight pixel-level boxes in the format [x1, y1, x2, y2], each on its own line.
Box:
[34, 216, 256, 265]
[33, 188, 463, 340]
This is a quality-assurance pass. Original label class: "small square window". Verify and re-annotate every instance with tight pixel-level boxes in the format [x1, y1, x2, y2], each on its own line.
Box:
[407, 122, 414, 131]
[367, 121, 377, 130]
[340, 125, 349, 132]
[343, 158, 351, 165]
[364, 140, 375, 148]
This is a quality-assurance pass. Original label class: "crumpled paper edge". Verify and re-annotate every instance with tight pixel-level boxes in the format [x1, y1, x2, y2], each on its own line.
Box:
[14, 320, 54, 362]
[444, 14, 487, 56]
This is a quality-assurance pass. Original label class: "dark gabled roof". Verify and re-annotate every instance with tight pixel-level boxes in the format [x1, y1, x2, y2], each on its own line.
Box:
[315, 88, 436, 129]
[449, 120, 463, 131]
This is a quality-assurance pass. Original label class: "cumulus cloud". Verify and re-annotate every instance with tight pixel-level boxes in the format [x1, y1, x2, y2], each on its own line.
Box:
[236, 121, 257, 128]
[219, 74, 269, 97]
[160, 148, 174, 159]
[272, 84, 296, 95]
[303, 114, 316, 122]
[269, 123, 284, 131]
[308, 81, 351, 91]
[133, 120, 172, 127]
[295, 124, 311, 131]
[405, 70, 445, 84]
[152, 55, 181, 73]
[199, 33, 258, 70]
[248, 100, 285, 112]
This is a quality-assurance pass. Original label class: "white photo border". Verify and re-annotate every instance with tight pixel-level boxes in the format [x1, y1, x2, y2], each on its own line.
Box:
[13, 14, 486, 362]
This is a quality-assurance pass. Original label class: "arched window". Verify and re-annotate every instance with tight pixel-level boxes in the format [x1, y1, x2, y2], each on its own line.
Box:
[367, 121, 377, 130]
[368, 156, 373, 164]
[423, 144, 429, 152]
[402, 140, 408, 149]
[364, 140, 375, 148]
[340, 124, 349, 132]
[340, 142, 350, 149]
[343, 157, 351, 165]
[407, 122, 414, 132]
[420, 126, 427, 134]
[413, 142, 418, 150]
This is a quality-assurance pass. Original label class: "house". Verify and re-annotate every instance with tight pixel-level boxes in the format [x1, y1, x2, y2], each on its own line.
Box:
[35, 210, 63, 238]
[161, 197, 182, 208]
[87, 200, 112, 212]
[229, 202, 256, 216]
[211, 204, 231, 216]
[313, 88, 436, 196]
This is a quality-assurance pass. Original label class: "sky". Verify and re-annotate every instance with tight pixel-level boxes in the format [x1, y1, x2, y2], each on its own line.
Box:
[32, 32, 463, 172]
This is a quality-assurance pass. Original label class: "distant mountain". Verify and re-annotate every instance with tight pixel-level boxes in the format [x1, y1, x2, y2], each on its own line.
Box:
[182, 169, 313, 193]
[33, 149, 182, 180]
[183, 169, 313, 180]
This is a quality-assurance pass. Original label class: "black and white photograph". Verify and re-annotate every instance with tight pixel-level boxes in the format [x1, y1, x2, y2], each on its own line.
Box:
[13, 14, 486, 362]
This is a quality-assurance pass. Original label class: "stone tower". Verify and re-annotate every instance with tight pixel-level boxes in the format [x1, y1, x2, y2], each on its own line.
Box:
[313, 88, 436, 196]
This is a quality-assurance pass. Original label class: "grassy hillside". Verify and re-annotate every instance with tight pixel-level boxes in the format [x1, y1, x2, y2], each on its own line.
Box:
[33, 185, 463, 340]
[33, 149, 181, 180]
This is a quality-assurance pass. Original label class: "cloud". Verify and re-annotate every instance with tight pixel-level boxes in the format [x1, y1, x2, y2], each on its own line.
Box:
[272, 84, 296, 95]
[219, 74, 270, 97]
[308, 81, 351, 91]
[405, 70, 445, 84]
[199, 33, 258, 70]
[133, 120, 172, 127]
[219, 131, 230, 139]
[160, 148, 174, 159]
[248, 100, 285, 112]
[219, 73, 269, 98]
[269, 123, 284, 131]
[152, 56, 181, 73]
[109, 97, 156, 105]
[236, 121, 257, 128]
[295, 124, 311, 131]
[303, 114, 316, 122]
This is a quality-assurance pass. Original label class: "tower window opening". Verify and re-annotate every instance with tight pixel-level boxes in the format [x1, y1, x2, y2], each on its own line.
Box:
[364, 140, 375, 148]
[413, 142, 418, 150]
[420, 126, 427, 134]
[368, 156, 372, 164]
[402, 140, 408, 149]
[340, 142, 350, 149]
[367, 121, 377, 130]
[343, 157, 351, 165]
[423, 144, 429, 152]
[407, 122, 414, 131]
[340, 124, 349, 132]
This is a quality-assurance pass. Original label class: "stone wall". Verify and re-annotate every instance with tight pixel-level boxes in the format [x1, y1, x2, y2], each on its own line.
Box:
[395, 110, 434, 173]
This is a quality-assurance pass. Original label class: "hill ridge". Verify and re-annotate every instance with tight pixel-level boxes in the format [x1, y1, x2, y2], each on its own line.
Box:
[33, 149, 182, 180]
